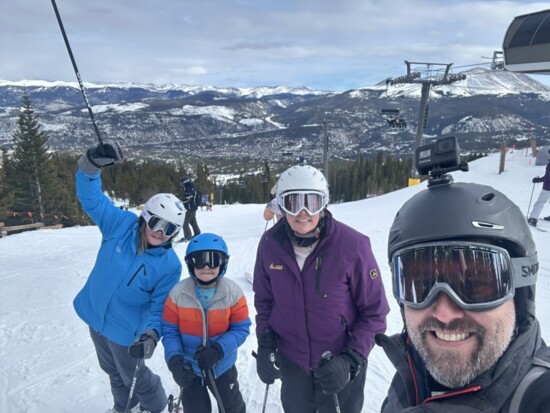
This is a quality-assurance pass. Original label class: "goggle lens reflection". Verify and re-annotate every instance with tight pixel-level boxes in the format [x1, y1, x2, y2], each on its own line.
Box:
[392, 242, 514, 309]
[146, 215, 180, 237]
[280, 192, 326, 216]
[187, 251, 227, 269]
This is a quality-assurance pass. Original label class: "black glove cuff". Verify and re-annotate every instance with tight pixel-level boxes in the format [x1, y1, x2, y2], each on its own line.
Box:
[341, 348, 365, 378]
[141, 330, 159, 343]
[86, 149, 106, 168]
[213, 342, 224, 358]
[168, 355, 184, 371]
[258, 331, 278, 349]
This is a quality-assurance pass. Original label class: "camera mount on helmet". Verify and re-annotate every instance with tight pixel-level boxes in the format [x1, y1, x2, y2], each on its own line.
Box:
[415, 136, 469, 186]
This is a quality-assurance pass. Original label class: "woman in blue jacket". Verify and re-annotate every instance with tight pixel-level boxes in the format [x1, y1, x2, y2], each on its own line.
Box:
[73, 143, 185, 413]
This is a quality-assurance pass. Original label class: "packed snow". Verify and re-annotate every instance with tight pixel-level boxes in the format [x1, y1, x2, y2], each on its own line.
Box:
[1, 149, 549, 412]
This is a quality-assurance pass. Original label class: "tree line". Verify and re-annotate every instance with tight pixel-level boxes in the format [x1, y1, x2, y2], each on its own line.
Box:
[0, 95, 484, 229]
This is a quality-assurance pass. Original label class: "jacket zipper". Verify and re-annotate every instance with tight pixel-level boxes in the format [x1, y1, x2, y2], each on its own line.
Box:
[127, 264, 145, 286]
[314, 257, 323, 295]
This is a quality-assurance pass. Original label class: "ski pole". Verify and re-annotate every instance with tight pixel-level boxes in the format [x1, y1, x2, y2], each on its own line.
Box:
[50, 0, 104, 145]
[124, 359, 141, 413]
[251, 349, 276, 412]
[203, 368, 226, 413]
[175, 386, 184, 413]
[321, 351, 342, 413]
[527, 182, 536, 219]
[177, 386, 184, 413]
[261, 383, 270, 413]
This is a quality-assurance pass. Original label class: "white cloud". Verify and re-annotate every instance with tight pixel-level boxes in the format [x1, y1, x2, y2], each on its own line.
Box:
[1, 1, 549, 90]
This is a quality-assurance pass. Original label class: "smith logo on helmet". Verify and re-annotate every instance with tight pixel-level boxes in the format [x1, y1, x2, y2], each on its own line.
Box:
[522, 263, 539, 278]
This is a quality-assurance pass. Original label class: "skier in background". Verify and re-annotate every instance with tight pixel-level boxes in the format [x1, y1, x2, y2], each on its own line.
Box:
[180, 176, 202, 242]
[74, 142, 185, 413]
[263, 184, 283, 227]
[528, 148, 550, 227]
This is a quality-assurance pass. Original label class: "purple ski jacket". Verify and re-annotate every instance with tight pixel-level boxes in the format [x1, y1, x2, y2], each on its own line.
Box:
[253, 210, 390, 371]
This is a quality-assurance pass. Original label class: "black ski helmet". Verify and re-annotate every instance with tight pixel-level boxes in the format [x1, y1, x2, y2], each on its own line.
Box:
[388, 181, 538, 323]
[180, 176, 192, 186]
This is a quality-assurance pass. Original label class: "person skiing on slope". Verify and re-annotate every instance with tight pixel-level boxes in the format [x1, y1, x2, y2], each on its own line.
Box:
[253, 164, 390, 413]
[162, 233, 250, 413]
[180, 176, 202, 241]
[528, 148, 550, 227]
[74, 142, 185, 413]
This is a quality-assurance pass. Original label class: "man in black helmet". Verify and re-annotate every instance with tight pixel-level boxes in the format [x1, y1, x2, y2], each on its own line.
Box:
[377, 181, 550, 413]
[180, 176, 202, 242]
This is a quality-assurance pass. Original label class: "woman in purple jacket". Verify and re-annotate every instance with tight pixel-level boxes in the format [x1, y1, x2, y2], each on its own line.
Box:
[528, 148, 550, 227]
[253, 164, 390, 413]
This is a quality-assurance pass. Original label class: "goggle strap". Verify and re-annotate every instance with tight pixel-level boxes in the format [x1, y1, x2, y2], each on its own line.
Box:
[513, 253, 538, 288]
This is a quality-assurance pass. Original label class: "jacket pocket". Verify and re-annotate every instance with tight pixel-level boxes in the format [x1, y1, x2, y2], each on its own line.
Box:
[127, 264, 146, 287]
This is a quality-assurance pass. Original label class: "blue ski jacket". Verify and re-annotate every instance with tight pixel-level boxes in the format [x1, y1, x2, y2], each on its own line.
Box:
[73, 169, 182, 346]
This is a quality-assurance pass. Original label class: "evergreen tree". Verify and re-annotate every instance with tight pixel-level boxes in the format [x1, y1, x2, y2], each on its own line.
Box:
[0, 148, 14, 216]
[4, 94, 59, 224]
[194, 161, 213, 199]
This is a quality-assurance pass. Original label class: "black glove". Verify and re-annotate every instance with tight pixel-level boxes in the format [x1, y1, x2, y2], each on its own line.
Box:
[533, 176, 541, 183]
[87, 142, 123, 168]
[193, 343, 224, 371]
[128, 330, 157, 359]
[78, 142, 123, 174]
[255, 332, 281, 384]
[314, 349, 364, 395]
[168, 355, 197, 388]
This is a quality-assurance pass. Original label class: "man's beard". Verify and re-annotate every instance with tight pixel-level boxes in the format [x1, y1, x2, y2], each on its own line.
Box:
[408, 316, 515, 389]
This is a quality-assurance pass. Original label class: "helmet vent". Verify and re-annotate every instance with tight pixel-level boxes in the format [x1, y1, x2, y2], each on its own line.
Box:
[472, 220, 504, 230]
[481, 193, 496, 201]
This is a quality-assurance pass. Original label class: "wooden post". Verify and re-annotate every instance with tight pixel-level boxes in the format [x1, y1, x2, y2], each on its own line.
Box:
[499, 142, 506, 174]
[531, 138, 538, 157]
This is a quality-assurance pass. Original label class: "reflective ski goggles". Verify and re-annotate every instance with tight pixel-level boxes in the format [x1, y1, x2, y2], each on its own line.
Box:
[391, 241, 530, 311]
[279, 191, 328, 216]
[146, 215, 181, 237]
[186, 250, 228, 269]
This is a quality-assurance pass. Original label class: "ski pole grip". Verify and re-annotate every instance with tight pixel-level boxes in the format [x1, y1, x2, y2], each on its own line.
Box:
[321, 351, 333, 361]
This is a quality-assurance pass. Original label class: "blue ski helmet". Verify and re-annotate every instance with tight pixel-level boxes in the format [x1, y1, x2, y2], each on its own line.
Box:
[185, 233, 229, 280]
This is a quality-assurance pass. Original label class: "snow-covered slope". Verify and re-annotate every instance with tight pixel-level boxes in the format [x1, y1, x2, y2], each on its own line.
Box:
[1, 149, 550, 412]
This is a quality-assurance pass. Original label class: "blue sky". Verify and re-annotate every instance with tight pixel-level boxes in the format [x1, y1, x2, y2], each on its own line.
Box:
[1, 0, 549, 90]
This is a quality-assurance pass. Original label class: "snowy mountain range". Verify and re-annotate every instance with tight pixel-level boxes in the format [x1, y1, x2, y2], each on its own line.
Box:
[1, 68, 550, 171]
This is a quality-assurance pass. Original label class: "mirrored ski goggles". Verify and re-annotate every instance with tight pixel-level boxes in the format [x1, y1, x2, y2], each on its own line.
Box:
[279, 191, 328, 216]
[391, 241, 531, 310]
[187, 251, 228, 269]
[146, 215, 180, 237]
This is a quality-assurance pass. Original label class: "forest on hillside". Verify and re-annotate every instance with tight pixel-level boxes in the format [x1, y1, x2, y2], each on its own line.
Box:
[0, 95, 485, 229]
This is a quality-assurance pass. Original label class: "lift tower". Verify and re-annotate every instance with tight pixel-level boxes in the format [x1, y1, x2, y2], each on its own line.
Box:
[387, 61, 466, 176]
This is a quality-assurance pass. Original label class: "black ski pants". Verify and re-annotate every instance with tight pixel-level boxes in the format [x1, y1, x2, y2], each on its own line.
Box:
[89, 328, 167, 413]
[278, 352, 366, 413]
[180, 365, 246, 413]
[183, 209, 201, 240]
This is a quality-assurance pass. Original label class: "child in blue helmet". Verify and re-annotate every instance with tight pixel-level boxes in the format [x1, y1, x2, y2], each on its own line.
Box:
[161, 233, 251, 413]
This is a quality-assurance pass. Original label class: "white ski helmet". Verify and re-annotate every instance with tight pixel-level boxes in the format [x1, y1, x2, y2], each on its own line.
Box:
[276, 165, 329, 200]
[141, 193, 185, 234]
